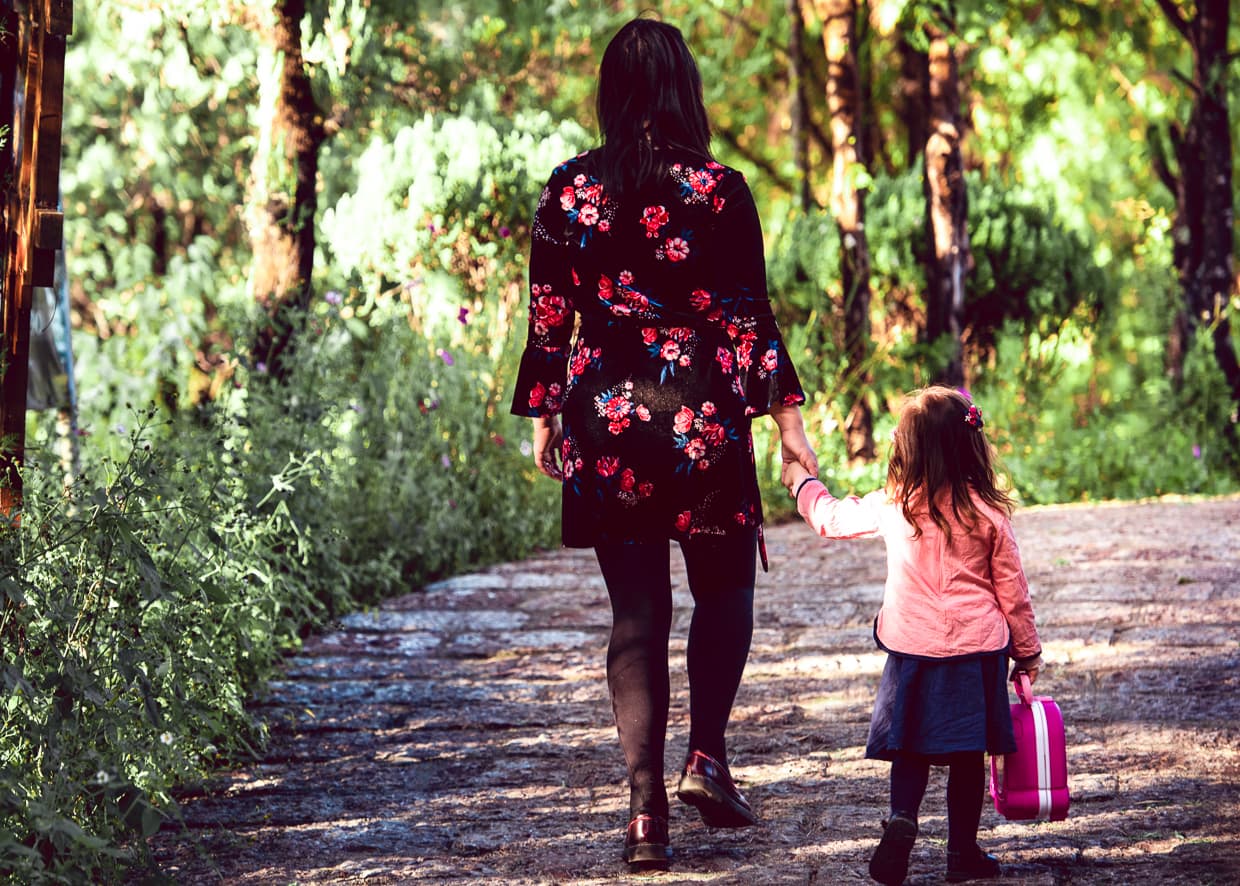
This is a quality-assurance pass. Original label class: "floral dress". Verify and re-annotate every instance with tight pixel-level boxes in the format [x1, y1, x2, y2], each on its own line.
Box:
[511, 151, 805, 561]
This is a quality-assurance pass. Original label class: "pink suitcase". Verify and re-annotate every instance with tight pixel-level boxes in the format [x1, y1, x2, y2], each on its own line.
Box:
[989, 672, 1070, 821]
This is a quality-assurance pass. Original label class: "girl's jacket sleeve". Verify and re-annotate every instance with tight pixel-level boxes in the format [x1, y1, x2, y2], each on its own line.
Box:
[795, 479, 883, 540]
[990, 513, 1041, 661]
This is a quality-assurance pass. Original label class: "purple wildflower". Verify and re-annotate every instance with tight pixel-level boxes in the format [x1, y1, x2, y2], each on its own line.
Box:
[256, 361, 268, 374]
[499, 226, 511, 238]
[437, 349, 454, 366]
[458, 307, 470, 325]
[1193, 444, 1202, 459]
[441, 454, 451, 468]
[325, 290, 343, 306]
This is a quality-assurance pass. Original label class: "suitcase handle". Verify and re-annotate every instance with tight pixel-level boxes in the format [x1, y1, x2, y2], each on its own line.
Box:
[1013, 671, 1033, 705]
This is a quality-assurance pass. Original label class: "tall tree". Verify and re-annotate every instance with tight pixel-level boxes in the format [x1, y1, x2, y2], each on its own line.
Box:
[816, 0, 875, 460]
[247, 0, 326, 380]
[789, 0, 813, 212]
[1150, 0, 1238, 404]
[920, 6, 969, 389]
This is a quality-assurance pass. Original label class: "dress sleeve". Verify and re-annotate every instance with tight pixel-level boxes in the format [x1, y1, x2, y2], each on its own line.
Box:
[795, 480, 883, 539]
[713, 175, 806, 417]
[510, 171, 581, 417]
[990, 514, 1042, 661]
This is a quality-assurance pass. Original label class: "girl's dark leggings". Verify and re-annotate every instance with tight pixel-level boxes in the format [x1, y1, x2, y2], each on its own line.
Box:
[890, 751, 987, 853]
[594, 529, 757, 819]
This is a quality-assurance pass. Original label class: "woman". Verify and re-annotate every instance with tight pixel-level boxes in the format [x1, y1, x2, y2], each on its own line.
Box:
[511, 16, 818, 870]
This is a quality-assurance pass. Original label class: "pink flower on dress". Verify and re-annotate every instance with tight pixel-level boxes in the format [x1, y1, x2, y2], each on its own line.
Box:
[598, 220, 610, 232]
[665, 238, 690, 262]
[620, 468, 636, 492]
[690, 290, 712, 312]
[561, 186, 576, 210]
[702, 422, 725, 446]
[529, 382, 546, 408]
[578, 203, 599, 226]
[636, 405, 652, 422]
[675, 511, 692, 532]
[716, 347, 734, 374]
[737, 341, 753, 370]
[673, 407, 694, 435]
[608, 420, 629, 436]
[604, 398, 631, 421]
[596, 456, 620, 477]
[642, 327, 658, 344]
[619, 270, 634, 285]
[712, 195, 726, 214]
[689, 169, 717, 193]
[685, 438, 706, 460]
[761, 349, 779, 372]
[641, 205, 670, 238]
[638, 481, 654, 499]
[701, 401, 716, 416]
[661, 340, 681, 361]
[574, 174, 587, 186]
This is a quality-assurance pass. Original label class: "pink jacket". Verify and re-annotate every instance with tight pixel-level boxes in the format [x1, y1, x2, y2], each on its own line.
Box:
[796, 479, 1041, 661]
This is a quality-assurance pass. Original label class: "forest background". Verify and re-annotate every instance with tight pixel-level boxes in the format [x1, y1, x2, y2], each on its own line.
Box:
[1, 0, 1237, 880]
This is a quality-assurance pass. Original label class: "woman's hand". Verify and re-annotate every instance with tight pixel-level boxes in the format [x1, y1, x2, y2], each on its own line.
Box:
[768, 404, 819, 479]
[532, 416, 563, 481]
[782, 460, 811, 497]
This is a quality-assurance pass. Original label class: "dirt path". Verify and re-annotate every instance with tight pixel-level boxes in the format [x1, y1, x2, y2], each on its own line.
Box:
[153, 497, 1240, 884]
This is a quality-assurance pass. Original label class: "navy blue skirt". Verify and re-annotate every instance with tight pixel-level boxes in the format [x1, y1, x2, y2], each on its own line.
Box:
[865, 649, 1017, 762]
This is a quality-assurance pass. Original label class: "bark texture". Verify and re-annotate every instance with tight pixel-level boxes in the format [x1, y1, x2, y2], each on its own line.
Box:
[248, 0, 326, 380]
[1152, 0, 1238, 403]
[817, 0, 874, 461]
[921, 16, 969, 389]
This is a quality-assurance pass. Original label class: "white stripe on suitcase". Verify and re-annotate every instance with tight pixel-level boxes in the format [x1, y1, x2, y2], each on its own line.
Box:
[1031, 699, 1051, 818]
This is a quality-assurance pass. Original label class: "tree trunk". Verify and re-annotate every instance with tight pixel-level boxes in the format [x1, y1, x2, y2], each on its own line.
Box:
[248, 0, 326, 381]
[788, 0, 812, 212]
[898, 36, 929, 173]
[921, 14, 969, 389]
[1154, 0, 1238, 403]
[817, 0, 875, 461]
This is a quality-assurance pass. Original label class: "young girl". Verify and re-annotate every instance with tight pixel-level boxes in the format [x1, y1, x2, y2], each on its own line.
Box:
[783, 387, 1042, 885]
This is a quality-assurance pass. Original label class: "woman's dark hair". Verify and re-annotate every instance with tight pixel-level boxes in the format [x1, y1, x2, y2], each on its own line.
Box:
[594, 16, 713, 197]
[886, 386, 1015, 542]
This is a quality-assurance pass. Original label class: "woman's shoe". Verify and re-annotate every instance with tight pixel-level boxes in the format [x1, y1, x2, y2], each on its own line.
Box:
[868, 814, 918, 885]
[675, 750, 757, 828]
[945, 844, 1001, 881]
[623, 814, 670, 869]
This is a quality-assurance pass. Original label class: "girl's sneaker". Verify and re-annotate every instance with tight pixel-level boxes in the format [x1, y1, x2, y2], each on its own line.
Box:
[945, 844, 1001, 882]
[868, 814, 918, 885]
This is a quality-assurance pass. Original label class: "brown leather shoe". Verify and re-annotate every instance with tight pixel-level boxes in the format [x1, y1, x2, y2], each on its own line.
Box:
[623, 814, 670, 868]
[675, 750, 757, 828]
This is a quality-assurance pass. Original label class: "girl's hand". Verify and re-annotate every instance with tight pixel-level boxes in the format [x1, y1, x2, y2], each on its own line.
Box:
[783, 461, 811, 496]
[1014, 654, 1043, 686]
[532, 416, 563, 481]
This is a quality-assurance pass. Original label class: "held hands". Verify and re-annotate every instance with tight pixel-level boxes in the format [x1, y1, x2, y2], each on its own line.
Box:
[532, 416, 563, 481]
[769, 404, 818, 498]
[782, 460, 811, 497]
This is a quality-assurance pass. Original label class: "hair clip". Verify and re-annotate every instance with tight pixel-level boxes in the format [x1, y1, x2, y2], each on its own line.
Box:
[965, 404, 984, 429]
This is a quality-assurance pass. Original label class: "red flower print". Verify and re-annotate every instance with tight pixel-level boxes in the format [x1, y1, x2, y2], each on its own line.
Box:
[581, 183, 603, 203]
[619, 270, 634, 285]
[702, 401, 716, 416]
[598, 219, 610, 233]
[534, 294, 569, 328]
[675, 511, 692, 532]
[548, 383, 562, 400]
[673, 407, 694, 435]
[608, 420, 629, 436]
[690, 289, 712, 312]
[761, 348, 779, 372]
[665, 237, 690, 262]
[597, 456, 620, 477]
[579, 203, 599, 226]
[597, 276, 613, 301]
[782, 393, 803, 406]
[737, 341, 753, 370]
[620, 468, 636, 492]
[685, 438, 706, 460]
[702, 422, 725, 446]
[560, 186, 576, 210]
[604, 398, 631, 421]
[571, 268, 580, 286]
[716, 347, 734, 374]
[712, 195, 726, 213]
[574, 173, 587, 186]
[669, 327, 693, 341]
[727, 322, 740, 340]
[641, 205, 669, 238]
[689, 169, 717, 193]
[642, 327, 658, 344]
[636, 405, 652, 422]
[638, 481, 654, 499]
[529, 382, 546, 408]
[626, 291, 649, 310]
[661, 340, 681, 361]
[707, 160, 724, 170]
[678, 355, 691, 367]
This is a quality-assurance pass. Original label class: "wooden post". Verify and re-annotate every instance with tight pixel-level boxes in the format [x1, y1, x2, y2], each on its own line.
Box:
[0, 0, 71, 517]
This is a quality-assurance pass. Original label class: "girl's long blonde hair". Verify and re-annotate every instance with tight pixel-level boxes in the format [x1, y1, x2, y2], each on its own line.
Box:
[885, 386, 1014, 541]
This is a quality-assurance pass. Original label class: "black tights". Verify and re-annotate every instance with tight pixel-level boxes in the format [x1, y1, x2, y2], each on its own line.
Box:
[595, 531, 757, 819]
[890, 751, 986, 853]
